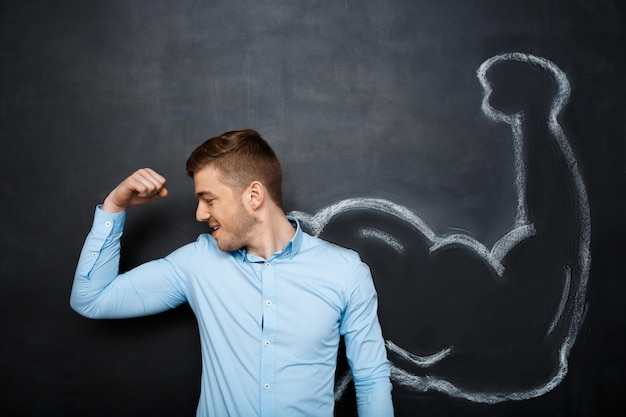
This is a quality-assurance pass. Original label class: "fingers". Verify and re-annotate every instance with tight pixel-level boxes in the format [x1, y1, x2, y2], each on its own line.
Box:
[130, 168, 167, 198]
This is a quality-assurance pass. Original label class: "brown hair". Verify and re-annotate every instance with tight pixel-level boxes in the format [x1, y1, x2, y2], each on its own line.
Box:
[186, 129, 283, 208]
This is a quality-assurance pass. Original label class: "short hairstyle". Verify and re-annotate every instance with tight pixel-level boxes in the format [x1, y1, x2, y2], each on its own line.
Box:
[186, 129, 283, 208]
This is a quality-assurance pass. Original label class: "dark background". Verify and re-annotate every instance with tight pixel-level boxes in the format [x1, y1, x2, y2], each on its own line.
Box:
[1, 1, 624, 416]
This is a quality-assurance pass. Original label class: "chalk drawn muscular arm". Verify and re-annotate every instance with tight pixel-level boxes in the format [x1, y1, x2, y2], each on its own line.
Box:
[291, 53, 590, 404]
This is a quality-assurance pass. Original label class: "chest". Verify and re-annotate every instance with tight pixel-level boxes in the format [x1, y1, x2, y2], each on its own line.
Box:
[187, 257, 347, 355]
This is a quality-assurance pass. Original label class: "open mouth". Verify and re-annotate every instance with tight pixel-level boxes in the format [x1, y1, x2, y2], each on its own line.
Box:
[209, 225, 220, 234]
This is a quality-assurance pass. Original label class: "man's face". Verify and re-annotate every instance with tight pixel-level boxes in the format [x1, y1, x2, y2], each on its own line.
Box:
[194, 165, 259, 252]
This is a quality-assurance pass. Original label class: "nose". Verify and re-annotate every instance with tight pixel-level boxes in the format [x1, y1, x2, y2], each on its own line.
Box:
[196, 201, 210, 223]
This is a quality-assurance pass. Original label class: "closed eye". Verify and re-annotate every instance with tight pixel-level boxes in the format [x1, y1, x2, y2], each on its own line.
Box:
[196, 191, 216, 205]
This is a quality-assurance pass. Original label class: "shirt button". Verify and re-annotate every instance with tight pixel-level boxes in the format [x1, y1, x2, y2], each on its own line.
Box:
[264, 340, 270, 346]
[265, 263, 270, 268]
[105, 221, 112, 227]
[264, 383, 270, 389]
[265, 300, 272, 306]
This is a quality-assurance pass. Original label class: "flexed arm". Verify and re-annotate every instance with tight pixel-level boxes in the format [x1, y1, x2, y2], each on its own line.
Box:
[293, 54, 591, 404]
[70, 168, 186, 319]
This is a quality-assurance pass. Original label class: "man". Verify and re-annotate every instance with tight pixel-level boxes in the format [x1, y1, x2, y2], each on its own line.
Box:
[70, 129, 394, 416]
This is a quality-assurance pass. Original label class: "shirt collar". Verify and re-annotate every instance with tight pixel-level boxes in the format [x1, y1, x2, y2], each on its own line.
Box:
[236, 215, 302, 262]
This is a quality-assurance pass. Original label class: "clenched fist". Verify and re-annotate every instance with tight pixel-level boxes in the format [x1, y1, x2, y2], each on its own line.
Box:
[102, 168, 168, 213]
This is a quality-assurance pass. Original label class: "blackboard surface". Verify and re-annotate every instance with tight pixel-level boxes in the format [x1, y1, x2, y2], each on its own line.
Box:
[1, 1, 625, 416]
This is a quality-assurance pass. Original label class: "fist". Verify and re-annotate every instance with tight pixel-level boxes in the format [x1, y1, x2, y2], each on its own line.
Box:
[102, 168, 168, 213]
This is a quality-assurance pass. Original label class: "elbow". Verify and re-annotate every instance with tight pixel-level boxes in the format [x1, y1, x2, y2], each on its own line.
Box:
[69, 289, 101, 319]
[70, 301, 102, 320]
[69, 296, 93, 318]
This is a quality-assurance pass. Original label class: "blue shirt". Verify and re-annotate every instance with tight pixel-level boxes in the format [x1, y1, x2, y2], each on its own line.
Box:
[71, 206, 394, 417]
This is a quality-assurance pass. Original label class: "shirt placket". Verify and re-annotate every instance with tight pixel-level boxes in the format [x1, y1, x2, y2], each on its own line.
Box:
[259, 259, 277, 416]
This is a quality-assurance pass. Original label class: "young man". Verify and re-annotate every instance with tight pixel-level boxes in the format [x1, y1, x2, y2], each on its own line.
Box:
[70, 129, 394, 416]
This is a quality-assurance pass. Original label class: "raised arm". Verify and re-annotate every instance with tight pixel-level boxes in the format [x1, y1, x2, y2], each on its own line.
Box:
[70, 168, 186, 319]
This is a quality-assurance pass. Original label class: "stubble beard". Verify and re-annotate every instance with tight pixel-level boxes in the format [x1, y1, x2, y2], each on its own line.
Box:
[216, 202, 260, 253]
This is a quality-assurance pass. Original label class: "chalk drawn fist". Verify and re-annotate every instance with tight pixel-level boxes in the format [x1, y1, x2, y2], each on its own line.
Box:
[292, 53, 590, 403]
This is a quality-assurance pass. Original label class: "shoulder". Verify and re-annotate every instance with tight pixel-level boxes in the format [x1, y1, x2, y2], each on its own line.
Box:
[166, 233, 231, 262]
[299, 231, 365, 267]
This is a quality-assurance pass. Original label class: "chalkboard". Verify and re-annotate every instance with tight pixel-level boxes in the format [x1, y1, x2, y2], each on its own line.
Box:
[1, 1, 624, 416]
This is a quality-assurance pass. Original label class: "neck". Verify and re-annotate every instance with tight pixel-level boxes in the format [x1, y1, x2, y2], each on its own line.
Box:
[245, 210, 295, 259]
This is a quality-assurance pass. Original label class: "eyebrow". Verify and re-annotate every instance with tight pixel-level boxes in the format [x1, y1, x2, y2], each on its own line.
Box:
[195, 191, 216, 199]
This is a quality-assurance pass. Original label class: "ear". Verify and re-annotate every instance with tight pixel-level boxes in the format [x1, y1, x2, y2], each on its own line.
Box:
[246, 181, 265, 210]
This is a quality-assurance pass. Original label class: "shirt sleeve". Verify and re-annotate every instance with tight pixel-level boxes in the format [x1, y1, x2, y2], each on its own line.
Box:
[70, 205, 188, 319]
[340, 259, 394, 417]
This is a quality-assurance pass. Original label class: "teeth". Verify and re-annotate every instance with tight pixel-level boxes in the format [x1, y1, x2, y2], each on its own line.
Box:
[210, 225, 220, 232]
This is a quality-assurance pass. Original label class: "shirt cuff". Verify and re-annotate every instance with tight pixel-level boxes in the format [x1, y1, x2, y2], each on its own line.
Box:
[93, 204, 126, 235]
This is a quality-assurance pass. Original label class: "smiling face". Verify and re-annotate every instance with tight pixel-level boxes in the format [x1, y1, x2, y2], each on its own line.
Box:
[194, 165, 260, 252]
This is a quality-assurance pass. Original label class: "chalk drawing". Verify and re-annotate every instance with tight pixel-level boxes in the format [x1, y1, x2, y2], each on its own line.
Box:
[359, 227, 405, 255]
[548, 265, 572, 336]
[290, 53, 591, 403]
[386, 340, 453, 367]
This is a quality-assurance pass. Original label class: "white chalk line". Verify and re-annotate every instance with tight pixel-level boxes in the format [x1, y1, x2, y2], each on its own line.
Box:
[359, 227, 405, 255]
[292, 197, 509, 278]
[389, 336, 572, 404]
[386, 340, 453, 367]
[548, 265, 572, 335]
